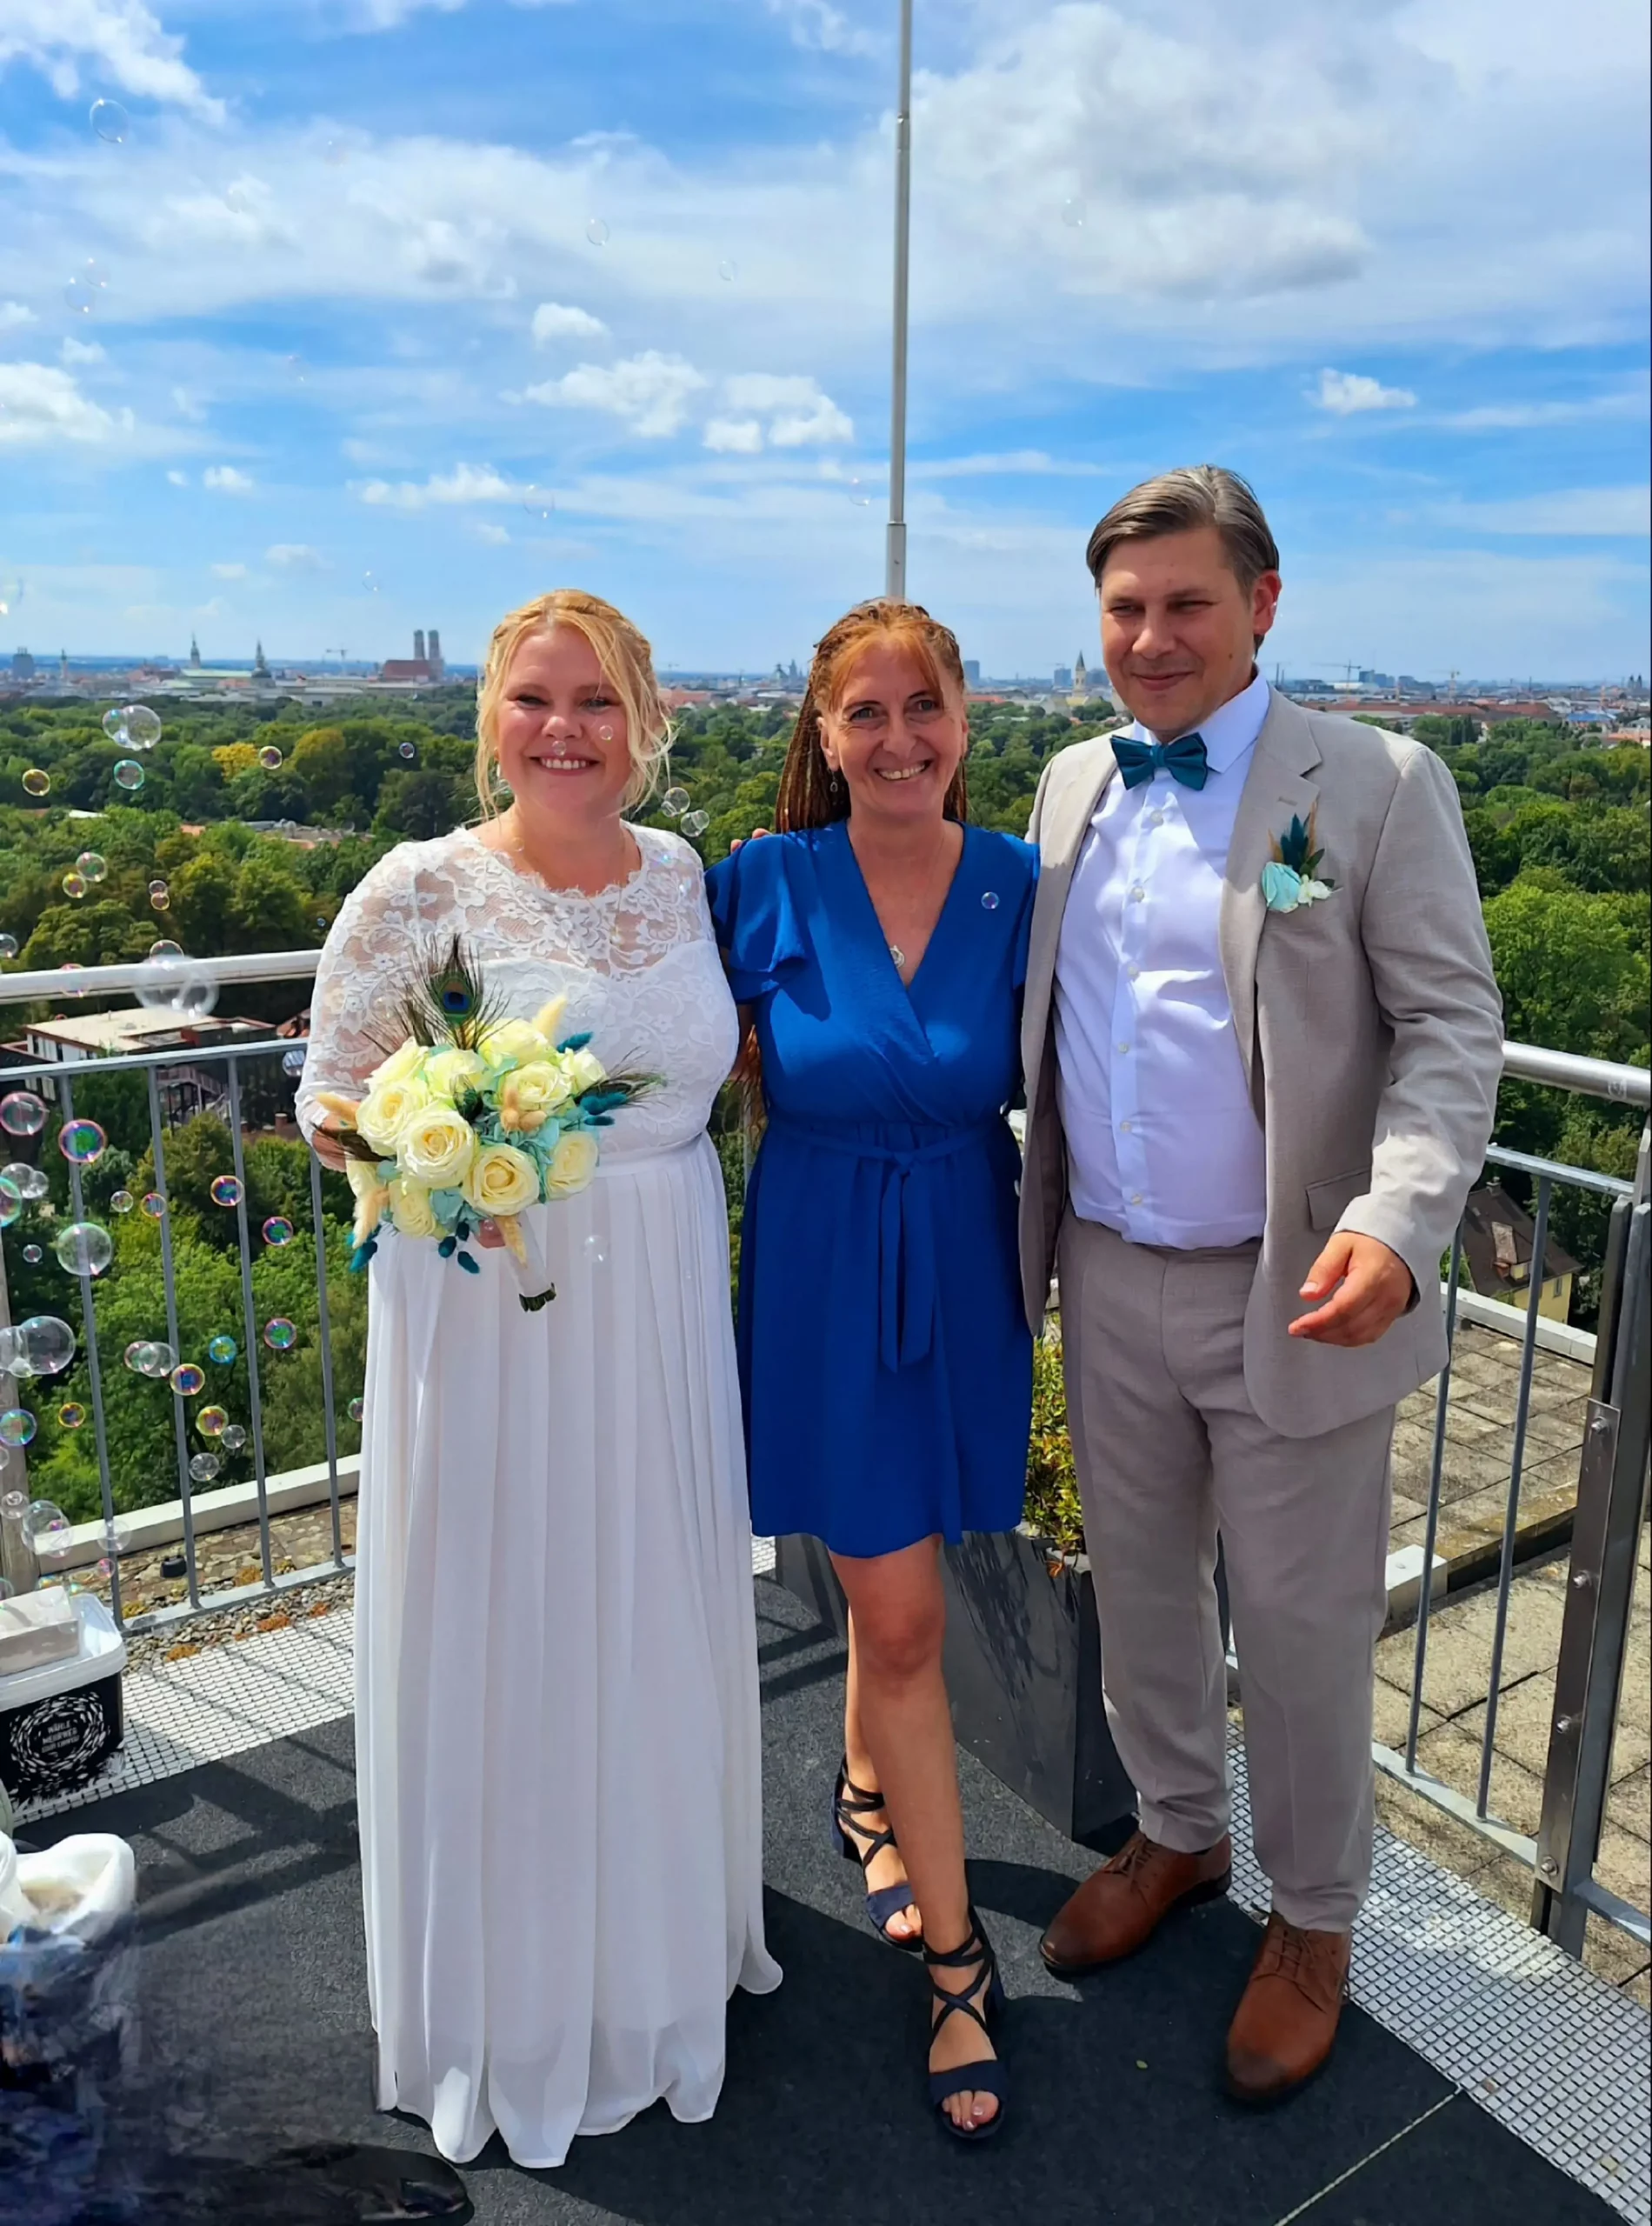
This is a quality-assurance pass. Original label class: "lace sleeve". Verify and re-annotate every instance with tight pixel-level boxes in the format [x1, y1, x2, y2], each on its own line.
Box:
[295, 846, 423, 1143]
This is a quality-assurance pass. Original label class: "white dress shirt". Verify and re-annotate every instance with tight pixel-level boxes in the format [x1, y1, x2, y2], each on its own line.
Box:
[1053, 670, 1271, 1248]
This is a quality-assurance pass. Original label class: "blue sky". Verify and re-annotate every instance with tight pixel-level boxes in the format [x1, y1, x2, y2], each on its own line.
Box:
[1, 0, 1648, 679]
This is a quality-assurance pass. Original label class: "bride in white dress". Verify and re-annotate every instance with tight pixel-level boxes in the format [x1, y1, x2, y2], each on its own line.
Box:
[296, 589, 780, 2169]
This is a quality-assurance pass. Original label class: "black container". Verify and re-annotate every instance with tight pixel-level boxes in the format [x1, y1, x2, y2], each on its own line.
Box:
[0, 1667, 124, 1803]
[774, 1527, 1138, 1849]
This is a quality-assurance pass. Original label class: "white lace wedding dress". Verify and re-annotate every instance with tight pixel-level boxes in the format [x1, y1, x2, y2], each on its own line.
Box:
[296, 822, 780, 2168]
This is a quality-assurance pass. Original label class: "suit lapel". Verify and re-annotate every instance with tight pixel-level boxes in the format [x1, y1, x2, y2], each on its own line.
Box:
[1218, 691, 1322, 1086]
[1023, 739, 1117, 1074]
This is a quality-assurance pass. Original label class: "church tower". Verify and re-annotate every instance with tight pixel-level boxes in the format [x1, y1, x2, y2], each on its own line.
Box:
[1073, 651, 1089, 695]
[252, 639, 270, 680]
[190, 635, 202, 670]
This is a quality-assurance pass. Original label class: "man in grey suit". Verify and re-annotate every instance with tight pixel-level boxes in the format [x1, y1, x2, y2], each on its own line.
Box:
[1023, 466, 1503, 2102]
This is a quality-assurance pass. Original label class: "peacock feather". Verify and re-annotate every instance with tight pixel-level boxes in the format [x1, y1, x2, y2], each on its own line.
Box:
[383, 935, 509, 1052]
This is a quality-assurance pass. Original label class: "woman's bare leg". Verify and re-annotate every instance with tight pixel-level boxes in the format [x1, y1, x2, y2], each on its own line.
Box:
[843, 1613, 923, 1943]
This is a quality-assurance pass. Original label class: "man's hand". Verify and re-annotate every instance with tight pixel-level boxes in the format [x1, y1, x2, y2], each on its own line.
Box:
[1289, 1232, 1414, 1348]
[729, 826, 772, 853]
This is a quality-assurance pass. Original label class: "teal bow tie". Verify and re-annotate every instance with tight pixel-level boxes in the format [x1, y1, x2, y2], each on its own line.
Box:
[1114, 732, 1209, 790]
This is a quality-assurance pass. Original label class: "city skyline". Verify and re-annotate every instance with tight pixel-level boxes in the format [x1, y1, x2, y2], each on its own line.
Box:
[0, 2, 1647, 678]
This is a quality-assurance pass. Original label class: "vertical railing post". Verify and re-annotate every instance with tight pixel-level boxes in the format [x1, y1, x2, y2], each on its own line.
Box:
[57, 1077, 123, 1627]
[1535, 1196, 1651, 1952]
[147, 1068, 203, 1612]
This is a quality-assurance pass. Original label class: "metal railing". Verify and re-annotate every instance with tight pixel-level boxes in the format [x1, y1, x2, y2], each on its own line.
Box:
[1, 950, 1648, 1956]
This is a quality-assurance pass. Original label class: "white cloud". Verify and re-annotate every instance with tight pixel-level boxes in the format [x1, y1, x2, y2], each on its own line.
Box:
[1313, 369, 1419, 415]
[356, 461, 515, 508]
[171, 385, 209, 422]
[531, 302, 608, 345]
[0, 303, 37, 330]
[0, 0, 223, 118]
[166, 468, 188, 486]
[0, 362, 123, 447]
[704, 418, 766, 454]
[203, 464, 254, 493]
[1441, 387, 1650, 431]
[210, 562, 248, 580]
[524, 352, 708, 438]
[1433, 485, 1651, 537]
[722, 372, 852, 447]
[764, 0, 876, 57]
[471, 519, 511, 543]
[60, 337, 107, 366]
[266, 543, 327, 570]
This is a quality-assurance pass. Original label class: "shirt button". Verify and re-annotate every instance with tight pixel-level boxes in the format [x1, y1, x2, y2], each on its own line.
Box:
[1118, 1119, 1133, 1133]
[1116, 1041, 1132, 1053]
[1127, 963, 1142, 981]
[1130, 1192, 1144, 1205]
[1148, 810, 1165, 827]
[1129, 886, 1146, 903]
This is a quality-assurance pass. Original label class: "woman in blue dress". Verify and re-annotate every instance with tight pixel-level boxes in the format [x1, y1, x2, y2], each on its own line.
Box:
[706, 600, 1037, 2142]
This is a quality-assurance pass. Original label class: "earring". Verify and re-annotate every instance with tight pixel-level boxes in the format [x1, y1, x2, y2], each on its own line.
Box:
[827, 765, 844, 799]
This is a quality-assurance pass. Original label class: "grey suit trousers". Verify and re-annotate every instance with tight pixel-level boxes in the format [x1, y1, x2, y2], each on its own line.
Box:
[1059, 1212, 1394, 1931]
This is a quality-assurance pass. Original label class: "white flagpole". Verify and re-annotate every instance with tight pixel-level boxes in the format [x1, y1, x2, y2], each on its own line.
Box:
[885, 0, 913, 601]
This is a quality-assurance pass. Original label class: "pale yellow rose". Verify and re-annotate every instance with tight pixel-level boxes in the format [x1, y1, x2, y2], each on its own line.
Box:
[387, 1176, 441, 1240]
[558, 1047, 607, 1097]
[530, 993, 570, 1044]
[424, 1047, 489, 1103]
[356, 1074, 431, 1156]
[462, 1141, 541, 1218]
[497, 1061, 573, 1135]
[544, 1128, 600, 1198]
[371, 1037, 427, 1088]
[480, 1018, 550, 1069]
[347, 1158, 389, 1246]
[400, 1106, 476, 1188]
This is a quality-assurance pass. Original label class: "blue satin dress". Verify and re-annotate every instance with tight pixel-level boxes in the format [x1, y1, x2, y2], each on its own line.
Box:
[705, 820, 1038, 1558]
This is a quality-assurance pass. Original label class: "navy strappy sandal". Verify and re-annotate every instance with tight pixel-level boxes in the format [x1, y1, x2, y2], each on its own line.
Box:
[925, 1911, 1009, 2143]
[831, 1759, 923, 1952]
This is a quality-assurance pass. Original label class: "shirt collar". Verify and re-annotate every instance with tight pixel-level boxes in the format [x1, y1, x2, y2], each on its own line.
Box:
[1122, 668, 1271, 777]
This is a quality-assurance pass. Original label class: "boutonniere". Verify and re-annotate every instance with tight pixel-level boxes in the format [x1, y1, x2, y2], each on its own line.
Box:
[1261, 809, 1336, 913]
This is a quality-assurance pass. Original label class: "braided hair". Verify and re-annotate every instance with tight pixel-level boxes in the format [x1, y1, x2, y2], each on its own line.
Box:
[773, 598, 970, 830]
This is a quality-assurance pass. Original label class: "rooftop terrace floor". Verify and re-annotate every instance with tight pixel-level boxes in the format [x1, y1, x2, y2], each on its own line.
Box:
[10, 1576, 1649, 2226]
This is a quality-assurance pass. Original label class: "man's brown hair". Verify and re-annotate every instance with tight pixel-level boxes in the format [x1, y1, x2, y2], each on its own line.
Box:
[1085, 465, 1280, 592]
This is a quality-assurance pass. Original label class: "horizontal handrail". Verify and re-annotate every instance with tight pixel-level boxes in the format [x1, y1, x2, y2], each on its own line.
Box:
[1, 948, 1649, 1106]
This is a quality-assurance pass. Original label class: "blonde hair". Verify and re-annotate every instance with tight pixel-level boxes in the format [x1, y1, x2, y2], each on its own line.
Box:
[474, 589, 673, 817]
[774, 599, 969, 830]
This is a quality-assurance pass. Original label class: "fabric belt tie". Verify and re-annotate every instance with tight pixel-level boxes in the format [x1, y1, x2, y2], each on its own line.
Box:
[766, 1116, 999, 1371]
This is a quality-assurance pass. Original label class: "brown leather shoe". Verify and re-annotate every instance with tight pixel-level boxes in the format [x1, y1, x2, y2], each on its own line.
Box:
[1040, 1829, 1232, 1976]
[1225, 1914, 1351, 2105]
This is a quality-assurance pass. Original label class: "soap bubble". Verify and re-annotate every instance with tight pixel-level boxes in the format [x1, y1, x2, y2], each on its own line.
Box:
[323, 137, 349, 165]
[263, 1316, 296, 1350]
[63, 261, 109, 316]
[62, 870, 88, 899]
[22, 769, 50, 796]
[0, 936, 15, 960]
[110, 1190, 134, 1215]
[170, 1362, 206, 1396]
[583, 1233, 607, 1266]
[522, 487, 554, 521]
[207, 1335, 237, 1364]
[0, 1177, 18, 1228]
[122, 1341, 144, 1371]
[717, 258, 738, 282]
[114, 758, 145, 790]
[221, 1423, 247, 1452]
[981, 890, 1000, 910]
[1, 1490, 21, 1512]
[0, 1410, 37, 1448]
[76, 851, 107, 883]
[23, 1500, 70, 1555]
[148, 939, 183, 962]
[585, 217, 610, 246]
[141, 1191, 167, 1218]
[848, 477, 871, 507]
[57, 1403, 86, 1430]
[210, 1174, 243, 1208]
[3, 1162, 48, 1200]
[22, 1245, 41, 1263]
[1, 1093, 47, 1137]
[660, 786, 690, 817]
[197, 1405, 228, 1436]
[347, 1396, 364, 1422]
[58, 1118, 107, 1164]
[90, 98, 130, 143]
[54, 1220, 113, 1275]
[257, 744, 283, 770]
[149, 881, 170, 910]
[362, 570, 380, 594]
[283, 353, 308, 383]
[19, 1316, 74, 1374]
[123, 704, 163, 747]
[261, 1216, 295, 1246]
[188, 1452, 220, 1483]
[102, 708, 128, 741]
[281, 1044, 307, 1076]
[680, 810, 710, 837]
[137, 950, 216, 1017]
[1061, 197, 1086, 228]
[398, 741, 416, 760]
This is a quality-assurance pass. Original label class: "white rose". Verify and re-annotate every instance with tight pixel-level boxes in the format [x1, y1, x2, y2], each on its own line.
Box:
[356, 1074, 430, 1156]
[400, 1106, 476, 1188]
[424, 1047, 489, 1103]
[480, 1018, 550, 1069]
[544, 1128, 600, 1198]
[559, 1048, 607, 1097]
[387, 1176, 441, 1240]
[372, 1037, 427, 1088]
[496, 1061, 573, 1134]
[462, 1141, 542, 1218]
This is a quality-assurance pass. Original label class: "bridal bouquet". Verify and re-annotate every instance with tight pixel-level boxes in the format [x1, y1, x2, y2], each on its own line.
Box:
[315, 939, 652, 1308]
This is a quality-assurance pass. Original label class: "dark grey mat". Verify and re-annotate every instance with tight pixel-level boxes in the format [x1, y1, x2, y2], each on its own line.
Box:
[4, 1579, 1618, 2225]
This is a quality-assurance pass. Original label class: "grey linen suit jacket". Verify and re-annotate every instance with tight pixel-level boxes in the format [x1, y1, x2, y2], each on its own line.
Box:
[1018, 687, 1505, 1440]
